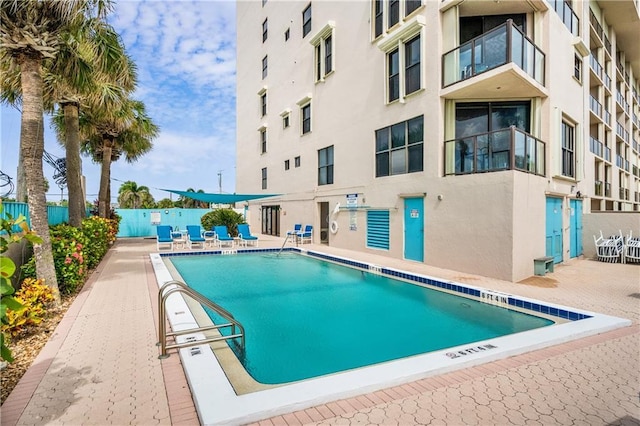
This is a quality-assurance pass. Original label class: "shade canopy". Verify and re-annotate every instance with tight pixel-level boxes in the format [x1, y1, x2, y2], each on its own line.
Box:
[162, 189, 280, 204]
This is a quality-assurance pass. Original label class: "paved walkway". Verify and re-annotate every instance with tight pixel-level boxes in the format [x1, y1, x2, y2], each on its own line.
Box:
[1, 237, 638, 425]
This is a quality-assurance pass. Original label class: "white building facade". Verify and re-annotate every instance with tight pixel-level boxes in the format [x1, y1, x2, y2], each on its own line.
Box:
[236, 0, 640, 282]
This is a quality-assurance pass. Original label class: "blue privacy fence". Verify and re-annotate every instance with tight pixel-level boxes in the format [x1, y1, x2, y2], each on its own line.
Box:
[1, 202, 73, 232]
[115, 208, 212, 237]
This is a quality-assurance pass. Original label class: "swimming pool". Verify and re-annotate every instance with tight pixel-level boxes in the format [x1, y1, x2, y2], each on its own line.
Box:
[150, 248, 631, 425]
[170, 253, 554, 384]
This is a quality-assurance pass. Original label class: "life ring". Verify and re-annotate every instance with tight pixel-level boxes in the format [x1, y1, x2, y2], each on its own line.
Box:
[330, 220, 339, 234]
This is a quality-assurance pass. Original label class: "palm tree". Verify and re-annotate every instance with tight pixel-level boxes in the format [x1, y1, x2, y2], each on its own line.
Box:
[179, 188, 208, 209]
[117, 181, 152, 209]
[81, 98, 158, 217]
[0, 0, 97, 302]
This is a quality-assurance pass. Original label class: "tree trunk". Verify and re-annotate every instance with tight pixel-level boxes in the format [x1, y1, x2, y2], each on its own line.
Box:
[19, 54, 61, 305]
[62, 102, 85, 227]
[15, 151, 27, 202]
[98, 137, 112, 218]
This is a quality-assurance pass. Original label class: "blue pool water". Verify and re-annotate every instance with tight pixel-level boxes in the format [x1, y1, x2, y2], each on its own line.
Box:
[170, 253, 553, 384]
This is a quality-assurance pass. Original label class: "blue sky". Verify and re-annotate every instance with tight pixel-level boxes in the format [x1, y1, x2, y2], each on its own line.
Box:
[0, 0, 237, 203]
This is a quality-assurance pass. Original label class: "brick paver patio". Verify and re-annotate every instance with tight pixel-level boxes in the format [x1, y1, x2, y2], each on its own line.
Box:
[1, 238, 638, 425]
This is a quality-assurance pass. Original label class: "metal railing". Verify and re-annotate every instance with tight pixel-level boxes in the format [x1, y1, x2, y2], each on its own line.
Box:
[594, 180, 603, 197]
[590, 136, 603, 157]
[444, 126, 545, 177]
[442, 20, 545, 87]
[157, 280, 245, 359]
[549, 0, 579, 36]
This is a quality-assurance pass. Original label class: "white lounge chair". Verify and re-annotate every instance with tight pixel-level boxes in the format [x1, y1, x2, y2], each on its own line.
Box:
[624, 231, 640, 264]
[593, 230, 624, 263]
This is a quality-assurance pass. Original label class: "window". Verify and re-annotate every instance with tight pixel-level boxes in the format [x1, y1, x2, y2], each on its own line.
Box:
[311, 22, 335, 82]
[262, 55, 268, 79]
[374, 0, 383, 38]
[318, 146, 334, 185]
[261, 92, 267, 116]
[301, 103, 311, 134]
[302, 3, 312, 37]
[388, 0, 399, 28]
[260, 129, 267, 153]
[574, 54, 582, 82]
[262, 18, 268, 42]
[261, 168, 267, 189]
[388, 49, 399, 102]
[375, 115, 423, 177]
[262, 0, 267, 6]
[284, 160, 290, 170]
[285, 28, 290, 41]
[283, 114, 290, 128]
[405, 0, 421, 16]
[404, 35, 420, 95]
[295, 156, 301, 167]
[383, 30, 422, 103]
[562, 120, 575, 178]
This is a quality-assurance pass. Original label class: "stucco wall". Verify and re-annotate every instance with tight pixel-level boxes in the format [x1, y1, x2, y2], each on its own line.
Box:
[583, 212, 640, 259]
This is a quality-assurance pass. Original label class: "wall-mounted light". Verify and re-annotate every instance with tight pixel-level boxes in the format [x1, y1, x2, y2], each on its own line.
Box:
[164, 210, 169, 214]
[143, 212, 146, 217]
[437, 194, 444, 201]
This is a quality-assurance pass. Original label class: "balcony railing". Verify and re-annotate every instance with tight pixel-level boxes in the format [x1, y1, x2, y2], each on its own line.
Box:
[604, 73, 611, 90]
[620, 188, 629, 200]
[590, 95, 603, 119]
[589, 55, 603, 80]
[635, 192, 640, 203]
[442, 20, 545, 87]
[604, 146, 611, 162]
[590, 136, 603, 157]
[604, 35, 611, 54]
[594, 180, 603, 196]
[616, 122, 629, 142]
[589, 9, 604, 41]
[616, 91, 630, 114]
[444, 126, 545, 177]
[634, 139, 639, 152]
[634, 165, 639, 177]
[605, 182, 611, 198]
[549, 0, 579, 36]
[604, 109, 611, 125]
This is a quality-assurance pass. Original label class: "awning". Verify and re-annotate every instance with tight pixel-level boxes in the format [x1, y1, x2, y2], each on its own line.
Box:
[162, 189, 280, 204]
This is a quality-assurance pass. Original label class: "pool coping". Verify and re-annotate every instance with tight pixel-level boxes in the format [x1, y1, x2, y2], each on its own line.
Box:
[150, 248, 632, 425]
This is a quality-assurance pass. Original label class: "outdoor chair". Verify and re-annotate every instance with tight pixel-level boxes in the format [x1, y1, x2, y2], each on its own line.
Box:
[156, 225, 174, 251]
[593, 230, 624, 263]
[186, 225, 206, 249]
[286, 224, 302, 243]
[213, 225, 234, 248]
[624, 231, 640, 264]
[237, 224, 259, 247]
[297, 225, 313, 244]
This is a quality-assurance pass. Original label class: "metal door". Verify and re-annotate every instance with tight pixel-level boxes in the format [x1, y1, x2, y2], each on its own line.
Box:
[261, 205, 280, 236]
[404, 197, 424, 262]
[545, 197, 563, 263]
[569, 199, 583, 258]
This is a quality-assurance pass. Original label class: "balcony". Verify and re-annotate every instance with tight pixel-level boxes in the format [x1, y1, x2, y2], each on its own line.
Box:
[589, 9, 604, 44]
[589, 95, 603, 120]
[589, 136, 603, 157]
[616, 122, 629, 143]
[616, 91, 630, 114]
[594, 180, 603, 197]
[634, 139, 639, 153]
[548, 0, 579, 36]
[620, 188, 629, 200]
[605, 182, 611, 198]
[604, 146, 611, 162]
[442, 20, 545, 98]
[444, 126, 545, 177]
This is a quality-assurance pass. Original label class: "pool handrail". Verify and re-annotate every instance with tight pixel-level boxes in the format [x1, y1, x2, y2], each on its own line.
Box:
[157, 280, 245, 359]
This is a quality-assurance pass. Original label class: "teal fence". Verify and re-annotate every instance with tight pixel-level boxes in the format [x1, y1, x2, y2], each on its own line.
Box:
[2, 202, 72, 232]
[115, 208, 213, 237]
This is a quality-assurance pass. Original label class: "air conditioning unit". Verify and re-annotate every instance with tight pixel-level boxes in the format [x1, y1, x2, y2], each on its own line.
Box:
[320, 228, 329, 243]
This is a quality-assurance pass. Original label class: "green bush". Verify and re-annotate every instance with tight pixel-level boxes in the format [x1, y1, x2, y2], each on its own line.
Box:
[201, 208, 245, 237]
[2, 278, 54, 338]
[22, 224, 89, 294]
[81, 216, 111, 268]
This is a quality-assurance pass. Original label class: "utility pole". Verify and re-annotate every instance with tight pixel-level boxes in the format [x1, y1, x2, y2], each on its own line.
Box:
[217, 170, 223, 193]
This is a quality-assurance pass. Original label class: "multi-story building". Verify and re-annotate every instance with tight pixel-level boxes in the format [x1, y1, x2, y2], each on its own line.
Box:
[236, 0, 640, 282]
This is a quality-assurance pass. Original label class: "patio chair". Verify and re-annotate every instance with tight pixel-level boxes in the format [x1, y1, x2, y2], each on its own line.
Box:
[593, 230, 624, 263]
[286, 224, 302, 243]
[156, 225, 174, 251]
[171, 227, 187, 250]
[213, 225, 234, 248]
[237, 224, 259, 247]
[202, 228, 216, 248]
[297, 225, 313, 244]
[624, 231, 640, 264]
[186, 225, 206, 249]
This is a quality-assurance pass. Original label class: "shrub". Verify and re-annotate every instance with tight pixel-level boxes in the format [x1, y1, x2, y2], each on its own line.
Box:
[201, 209, 245, 237]
[81, 216, 111, 268]
[1, 278, 54, 338]
[22, 224, 88, 294]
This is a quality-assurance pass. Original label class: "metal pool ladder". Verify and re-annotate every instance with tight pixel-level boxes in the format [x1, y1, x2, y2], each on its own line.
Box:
[157, 280, 245, 359]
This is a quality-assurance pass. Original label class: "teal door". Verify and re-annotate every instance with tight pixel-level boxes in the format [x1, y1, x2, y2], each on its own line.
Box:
[404, 197, 424, 262]
[545, 197, 563, 263]
[569, 199, 583, 258]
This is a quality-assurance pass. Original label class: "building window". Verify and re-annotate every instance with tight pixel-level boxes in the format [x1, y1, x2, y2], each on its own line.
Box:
[311, 22, 335, 82]
[301, 103, 311, 134]
[262, 55, 268, 79]
[562, 120, 575, 178]
[375, 115, 423, 177]
[318, 145, 334, 185]
[295, 156, 301, 167]
[388, 0, 399, 28]
[262, 0, 267, 6]
[374, 0, 383, 38]
[405, 0, 421, 16]
[302, 3, 312, 37]
[285, 160, 290, 170]
[404, 35, 420, 95]
[388, 49, 399, 102]
[260, 129, 267, 153]
[261, 168, 267, 189]
[574, 53, 582, 82]
[261, 92, 267, 117]
[283, 114, 290, 128]
[262, 18, 268, 42]
[285, 28, 290, 41]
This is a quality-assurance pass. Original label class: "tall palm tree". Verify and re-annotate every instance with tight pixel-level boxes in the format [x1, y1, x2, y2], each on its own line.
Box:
[81, 98, 158, 217]
[117, 180, 152, 209]
[179, 188, 208, 209]
[0, 0, 96, 302]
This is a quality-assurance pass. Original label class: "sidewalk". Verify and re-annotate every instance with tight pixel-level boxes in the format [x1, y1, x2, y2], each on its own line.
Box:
[1, 238, 638, 425]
